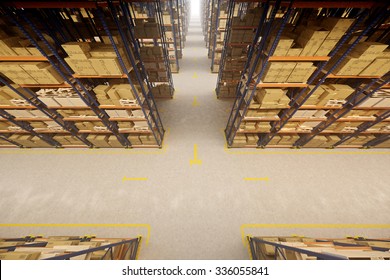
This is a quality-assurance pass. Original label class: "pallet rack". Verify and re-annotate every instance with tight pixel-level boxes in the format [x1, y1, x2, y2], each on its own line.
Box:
[248, 236, 390, 260]
[216, 1, 264, 98]
[0, 235, 141, 260]
[130, 0, 189, 74]
[0, 1, 170, 148]
[223, 0, 390, 149]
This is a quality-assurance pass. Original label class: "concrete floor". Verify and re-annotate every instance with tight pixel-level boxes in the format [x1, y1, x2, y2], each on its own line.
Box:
[0, 18, 389, 260]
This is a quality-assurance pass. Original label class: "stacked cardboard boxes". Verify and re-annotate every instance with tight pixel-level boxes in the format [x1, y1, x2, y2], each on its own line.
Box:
[0, 62, 64, 84]
[62, 42, 131, 76]
[93, 84, 138, 106]
[151, 84, 172, 98]
[303, 135, 339, 147]
[255, 88, 290, 108]
[36, 88, 86, 107]
[0, 236, 140, 260]
[0, 29, 53, 56]
[134, 18, 161, 39]
[327, 42, 389, 76]
[299, 84, 355, 106]
[261, 62, 316, 83]
[7, 135, 53, 147]
[341, 135, 376, 145]
[251, 236, 390, 260]
[53, 135, 87, 146]
[139, 46, 170, 83]
[0, 84, 35, 105]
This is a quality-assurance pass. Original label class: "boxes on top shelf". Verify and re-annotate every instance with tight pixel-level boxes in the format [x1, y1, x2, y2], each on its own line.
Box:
[62, 42, 132, 76]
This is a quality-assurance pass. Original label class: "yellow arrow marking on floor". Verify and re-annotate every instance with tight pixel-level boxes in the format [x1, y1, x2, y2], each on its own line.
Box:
[122, 177, 148, 182]
[0, 223, 151, 245]
[190, 144, 202, 166]
[192, 72, 198, 79]
[244, 177, 269, 181]
[192, 96, 200, 107]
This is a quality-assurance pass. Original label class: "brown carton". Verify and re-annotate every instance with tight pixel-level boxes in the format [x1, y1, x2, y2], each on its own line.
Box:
[359, 57, 390, 76]
[297, 27, 329, 56]
[61, 42, 91, 59]
[0, 252, 41, 260]
[315, 39, 338, 56]
[321, 18, 354, 40]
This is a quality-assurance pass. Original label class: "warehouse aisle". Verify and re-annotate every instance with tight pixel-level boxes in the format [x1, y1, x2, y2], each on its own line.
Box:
[0, 17, 390, 260]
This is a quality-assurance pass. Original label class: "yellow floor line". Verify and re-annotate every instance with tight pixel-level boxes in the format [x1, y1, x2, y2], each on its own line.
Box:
[122, 177, 148, 182]
[0, 223, 151, 245]
[244, 177, 269, 181]
[192, 96, 200, 107]
[240, 223, 390, 246]
[190, 144, 202, 166]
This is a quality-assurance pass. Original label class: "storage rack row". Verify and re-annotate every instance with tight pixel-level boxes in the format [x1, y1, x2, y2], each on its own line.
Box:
[0, 0, 183, 149]
[215, 0, 390, 149]
[248, 236, 390, 260]
[0, 235, 141, 260]
[130, 0, 190, 73]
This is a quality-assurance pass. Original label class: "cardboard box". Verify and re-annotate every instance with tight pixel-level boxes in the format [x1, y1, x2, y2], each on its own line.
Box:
[61, 42, 91, 59]
[0, 37, 19, 55]
[330, 55, 373, 75]
[267, 36, 294, 56]
[12, 47, 31, 56]
[0, 252, 41, 260]
[315, 39, 338, 56]
[350, 42, 388, 59]
[275, 62, 296, 82]
[321, 18, 354, 40]
[90, 57, 123, 75]
[286, 62, 315, 82]
[262, 62, 282, 82]
[19, 62, 64, 84]
[359, 57, 390, 76]
[65, 58, 98, 75]
[297, 26, 329, 56]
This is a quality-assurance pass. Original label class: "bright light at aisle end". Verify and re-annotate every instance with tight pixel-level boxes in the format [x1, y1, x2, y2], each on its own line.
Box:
[191, 0, 200, 18]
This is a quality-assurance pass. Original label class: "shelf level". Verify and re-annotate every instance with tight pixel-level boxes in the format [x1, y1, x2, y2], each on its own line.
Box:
[0, 56, 48, 61]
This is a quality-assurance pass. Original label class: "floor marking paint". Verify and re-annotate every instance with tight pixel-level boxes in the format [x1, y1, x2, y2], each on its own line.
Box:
[192, 72, 198, 79]
[192, 96, 200, 107]
[240, 224, 390, 247]
[0, 223, 151, 245]
[122, 177, 148, 182]
[244, 177, 269, 181]
[190, 144, 202, 166]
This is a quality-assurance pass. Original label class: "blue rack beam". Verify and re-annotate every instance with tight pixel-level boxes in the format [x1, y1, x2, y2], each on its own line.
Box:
[43, 237, 141, 260]
[363, 134, 390, 148]
[0, 134, 24, 147]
